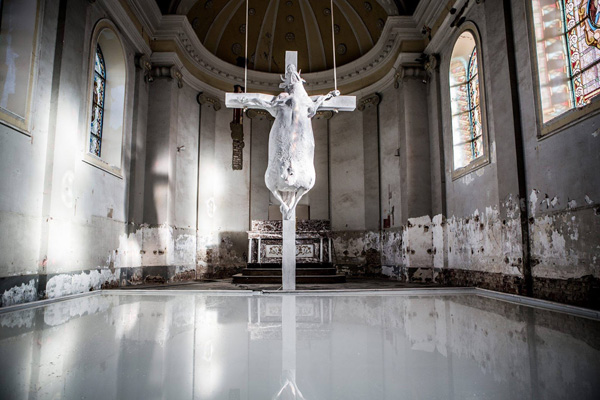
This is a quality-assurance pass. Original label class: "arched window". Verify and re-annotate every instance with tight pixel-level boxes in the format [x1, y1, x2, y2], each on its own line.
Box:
[90, 44, 106, 157]
[85, 23, 127, 173]
[531, 0, 600, 127]
[449, 30, 487, 175]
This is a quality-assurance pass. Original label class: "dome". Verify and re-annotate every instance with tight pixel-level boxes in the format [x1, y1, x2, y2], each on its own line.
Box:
[185, 0, 402, 74]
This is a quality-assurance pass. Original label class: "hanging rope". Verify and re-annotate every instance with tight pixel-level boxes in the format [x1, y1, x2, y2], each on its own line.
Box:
[244, 0, 249, 93]
[330, 0, 337, 92]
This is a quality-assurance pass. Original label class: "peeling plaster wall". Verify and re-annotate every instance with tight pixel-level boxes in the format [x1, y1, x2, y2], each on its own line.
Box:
[444, 203, 523, 276]
[332, 230, 381, 275]
[0, 1, 140, 305]
[510, 0, 600, 286]
[1, 279, 38, 307]
[377, 0, 600, 307]
[0, 1, 204, 306]
[1, 0, 600, 309]
[529, 202, 600, 280]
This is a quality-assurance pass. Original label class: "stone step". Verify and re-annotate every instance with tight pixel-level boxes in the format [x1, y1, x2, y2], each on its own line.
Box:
[240, 268, 337, 276]
[246, 262, 333, 269]
[232, 274, 346, 284]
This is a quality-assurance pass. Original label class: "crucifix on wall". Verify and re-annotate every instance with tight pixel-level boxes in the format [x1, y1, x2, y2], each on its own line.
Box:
[225, 51, 356, 290]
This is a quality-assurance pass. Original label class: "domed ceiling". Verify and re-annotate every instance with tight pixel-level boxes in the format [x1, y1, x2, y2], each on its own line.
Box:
[184, 0, 403, 74]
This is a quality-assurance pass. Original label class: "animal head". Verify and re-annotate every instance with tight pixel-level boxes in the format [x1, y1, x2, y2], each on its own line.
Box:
[279, 64, 306, 92]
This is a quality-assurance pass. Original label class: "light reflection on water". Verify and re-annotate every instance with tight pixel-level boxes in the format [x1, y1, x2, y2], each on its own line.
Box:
[0, 292, 599, 400]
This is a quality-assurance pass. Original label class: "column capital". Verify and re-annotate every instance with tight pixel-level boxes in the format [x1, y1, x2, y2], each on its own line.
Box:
[394, 64, 427, 88]
[150, 65, 183, 88]
[170, 66, 183, 88]
[315, 110, 334, 120]
[197, 93, 222, 111]
[135, 54, 153, 83]
[357, 93, 381, 111]
[424, 54, 439, 77]
[245, 109, 274, 120]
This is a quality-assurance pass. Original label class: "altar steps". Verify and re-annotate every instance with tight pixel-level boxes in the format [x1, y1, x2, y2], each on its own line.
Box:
[232, 263, 346, 284]
[241, 268, 336, 276]
[232, 274, 346, 284]
[246, 262, 333, 269]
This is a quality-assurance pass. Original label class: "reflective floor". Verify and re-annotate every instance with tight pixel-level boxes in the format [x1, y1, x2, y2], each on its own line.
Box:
[0, 292, 599, 400]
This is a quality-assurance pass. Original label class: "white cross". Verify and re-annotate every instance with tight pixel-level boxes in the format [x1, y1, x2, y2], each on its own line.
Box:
[225, 51, 355, 290]
[226, 52, 356, 112]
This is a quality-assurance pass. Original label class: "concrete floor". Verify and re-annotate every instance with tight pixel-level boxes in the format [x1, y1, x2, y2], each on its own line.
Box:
[114, 277, 441, 291]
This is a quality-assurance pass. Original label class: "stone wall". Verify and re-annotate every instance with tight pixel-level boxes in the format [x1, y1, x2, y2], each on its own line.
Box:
[1, 0, 600, 310]
[371, 0, 600, 309]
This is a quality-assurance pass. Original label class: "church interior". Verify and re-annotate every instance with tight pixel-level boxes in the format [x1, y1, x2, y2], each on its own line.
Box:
[0, 0, 599, 398]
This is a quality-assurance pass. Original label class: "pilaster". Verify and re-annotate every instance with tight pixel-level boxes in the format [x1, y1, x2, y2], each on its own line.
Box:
[395, 64, 432, 222]
[358, 93, 382, 231]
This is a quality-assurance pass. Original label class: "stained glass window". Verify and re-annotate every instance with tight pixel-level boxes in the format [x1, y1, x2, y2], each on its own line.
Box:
[531, 0, 600, 123]
[90, 44, 106, 157]
[450, 31, 485, 171]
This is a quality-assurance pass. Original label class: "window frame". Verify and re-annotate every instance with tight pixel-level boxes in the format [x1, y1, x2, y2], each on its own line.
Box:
[448, 24, 491, 181]
[0, 0, 42, 136]
[90, 43, 106, 157]
[527, 0, 600, 138]
[82, 20, 128, 178]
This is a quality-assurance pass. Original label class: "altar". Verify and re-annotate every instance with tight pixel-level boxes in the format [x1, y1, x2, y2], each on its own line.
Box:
[247, 220, 333, 266]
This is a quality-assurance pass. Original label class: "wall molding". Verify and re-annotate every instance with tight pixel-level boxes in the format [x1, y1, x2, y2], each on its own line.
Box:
[101, 0, 461, 98]
[125, 0, 424, 96]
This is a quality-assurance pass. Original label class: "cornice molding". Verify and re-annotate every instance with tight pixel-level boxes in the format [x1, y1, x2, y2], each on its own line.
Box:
[128, 0, 423, 96]
[126, 0, 161, 37]
[351, 52, 422, 97]
[150, 52, 224, 98]
[413, 0, 454, 33]
[99, 0, 151, 54]
[422, 0, 472, 54]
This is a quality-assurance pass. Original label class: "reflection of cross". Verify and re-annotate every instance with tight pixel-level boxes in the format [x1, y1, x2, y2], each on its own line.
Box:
[226, 51, 355, 290]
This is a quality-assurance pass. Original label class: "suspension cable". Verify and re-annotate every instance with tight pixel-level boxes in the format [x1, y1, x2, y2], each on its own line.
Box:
[244, 0, 248, 93]
[330, 0, 337, 92]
